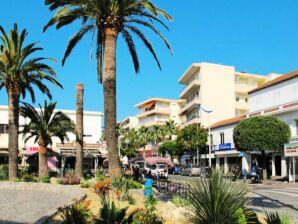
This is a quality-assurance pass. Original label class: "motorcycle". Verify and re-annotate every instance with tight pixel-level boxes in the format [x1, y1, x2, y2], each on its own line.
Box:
[251, 167, 263, 184]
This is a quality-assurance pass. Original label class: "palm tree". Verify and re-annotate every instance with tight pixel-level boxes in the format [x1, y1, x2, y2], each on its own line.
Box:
[138, 126, 151, 157]
[150, 125, 165, 155]
[164, 120, 177, 140]
[20, 101, 75, 177]
[43, 0, 172, 178]
[0, 23, 62, 180]
[75, 83, 84, 178]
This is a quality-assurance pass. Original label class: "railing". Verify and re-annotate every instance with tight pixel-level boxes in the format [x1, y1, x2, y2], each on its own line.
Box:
[181, 77, 200, 91]
[154, 178, 191, 198]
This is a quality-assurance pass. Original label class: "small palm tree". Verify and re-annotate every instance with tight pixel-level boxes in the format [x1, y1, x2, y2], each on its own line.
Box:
[187, 170, 257, 224]
[0, 23, 62, 180]
[43, 0, 172, 178]
[20, 101, 74, 177]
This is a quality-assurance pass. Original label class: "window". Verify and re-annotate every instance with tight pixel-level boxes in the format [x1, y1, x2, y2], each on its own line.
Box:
[220, 133, 225, 144]
[210, 134, 213, 146]
[296, 120, 298, 136]
[245, 98, 248, 103]
[236, 96, 240, 102]
[0, 124, 8, 134]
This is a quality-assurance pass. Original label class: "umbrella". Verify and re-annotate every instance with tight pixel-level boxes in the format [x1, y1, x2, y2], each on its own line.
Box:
[145, 157, 175, 168]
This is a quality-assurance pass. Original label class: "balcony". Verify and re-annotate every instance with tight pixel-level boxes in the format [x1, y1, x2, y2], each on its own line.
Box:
[179, 98, 201, 115]
[138, 120, 167, 128]
[180, 117, 201, 128]
[235, 101, 248, 110]
[137, 108, 170, 118]
[180, 79, 201, 99]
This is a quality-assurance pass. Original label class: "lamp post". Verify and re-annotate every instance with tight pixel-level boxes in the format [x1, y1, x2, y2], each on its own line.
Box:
[195, 105, 213, 168]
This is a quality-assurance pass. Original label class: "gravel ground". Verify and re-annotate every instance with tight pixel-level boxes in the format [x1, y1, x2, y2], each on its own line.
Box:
[0, 182, 85, 224]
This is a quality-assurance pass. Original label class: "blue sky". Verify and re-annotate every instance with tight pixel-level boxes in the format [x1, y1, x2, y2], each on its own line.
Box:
[1, 0, 298, 121]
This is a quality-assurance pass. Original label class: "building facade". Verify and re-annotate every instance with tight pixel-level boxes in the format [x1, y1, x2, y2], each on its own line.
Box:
[248, 70, 298, 181]
[0, 106, 106, 176]
[134, 98, 184, 128]
[178, 62, 273, 128]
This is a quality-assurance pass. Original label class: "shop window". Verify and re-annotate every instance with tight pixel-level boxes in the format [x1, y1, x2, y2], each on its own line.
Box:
[220, 133, 225, 144]
[0, 124, 9, 134]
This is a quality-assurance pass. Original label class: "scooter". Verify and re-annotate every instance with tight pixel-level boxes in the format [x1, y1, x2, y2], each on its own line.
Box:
[251, 167, 263, 184]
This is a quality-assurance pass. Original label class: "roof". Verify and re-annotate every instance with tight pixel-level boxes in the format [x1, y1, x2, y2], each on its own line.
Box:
[211, 116, 245, 129]
[249, 70, 298, 94]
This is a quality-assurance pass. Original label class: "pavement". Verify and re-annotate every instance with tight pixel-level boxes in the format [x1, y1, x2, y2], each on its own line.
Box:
[0, 182, 85, 224]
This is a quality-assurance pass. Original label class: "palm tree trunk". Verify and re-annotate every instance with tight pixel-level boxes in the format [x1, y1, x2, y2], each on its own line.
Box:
[104, 28, 120, 179]
[38, 144, 48, 177]
[75, 83, 84, 178]
[8, 92, 19, 180]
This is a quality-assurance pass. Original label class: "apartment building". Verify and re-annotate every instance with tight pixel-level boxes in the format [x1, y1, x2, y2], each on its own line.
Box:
[179, 62, 273, 128]
[120, 116, 139, 130]
[0, 106, 106, 175]
[134, 98, 184, 128]
[248, 70, 298, 181]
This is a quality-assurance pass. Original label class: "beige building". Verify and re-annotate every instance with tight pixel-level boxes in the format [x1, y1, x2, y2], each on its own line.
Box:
[134, 98, 184, 128]
[120, 116, 139, 130]
[179, 62, 277, 128]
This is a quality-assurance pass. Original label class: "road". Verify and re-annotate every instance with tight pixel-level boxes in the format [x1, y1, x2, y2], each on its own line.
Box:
[168, 175, 298, 222]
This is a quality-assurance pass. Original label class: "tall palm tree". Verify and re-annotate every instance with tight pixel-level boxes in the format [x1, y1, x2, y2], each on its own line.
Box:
[150, 124, 165, 155]
[75, 83, 84, 178]
[20, 101, 75, 177]
[0, 23, 62, 180]
[138, 126, 151, 157]
[43, 0, 172, 177]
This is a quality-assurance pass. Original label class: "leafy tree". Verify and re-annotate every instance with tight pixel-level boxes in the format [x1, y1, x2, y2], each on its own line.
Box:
[20, 101, 75, 177]
[233, 116, 291, 179]
[0, 23, 62, 180]
[44, 0, 172, 178]
[159, 140, 183, 157]
[120, 128, 140, 158]
[176, 124, 207, 153]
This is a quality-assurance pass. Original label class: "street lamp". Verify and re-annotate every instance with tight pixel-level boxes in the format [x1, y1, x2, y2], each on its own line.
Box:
[195, 105, 213, 168]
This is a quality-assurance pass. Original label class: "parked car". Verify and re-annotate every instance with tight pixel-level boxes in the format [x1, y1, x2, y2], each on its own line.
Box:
[169, 165, 182, 175]
[181, 164, 201, 176]
[146, 163, 168, 178]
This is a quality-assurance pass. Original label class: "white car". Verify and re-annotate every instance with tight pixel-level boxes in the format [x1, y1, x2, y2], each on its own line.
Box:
[181, 164, 201, 176]
[146, 163, 168, 178]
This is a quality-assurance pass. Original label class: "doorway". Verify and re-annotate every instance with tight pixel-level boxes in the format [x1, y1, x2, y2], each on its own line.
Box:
[275, 156, 281, 176]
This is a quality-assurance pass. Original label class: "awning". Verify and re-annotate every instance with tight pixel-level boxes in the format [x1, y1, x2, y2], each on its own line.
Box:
[145, 157, 175, 167]
[143, 101, 156, 109]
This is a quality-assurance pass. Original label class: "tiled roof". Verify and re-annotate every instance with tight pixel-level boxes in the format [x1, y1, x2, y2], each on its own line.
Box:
[211, 116, 245, 129]
[249, 70, 298, 94]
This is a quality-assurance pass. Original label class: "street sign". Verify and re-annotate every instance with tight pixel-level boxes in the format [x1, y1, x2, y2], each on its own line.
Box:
[219, 143, 232, 150]
[284, 142, 298, 157]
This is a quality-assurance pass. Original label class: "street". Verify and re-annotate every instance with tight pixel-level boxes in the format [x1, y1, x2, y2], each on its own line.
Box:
[168, 175, 298, 222]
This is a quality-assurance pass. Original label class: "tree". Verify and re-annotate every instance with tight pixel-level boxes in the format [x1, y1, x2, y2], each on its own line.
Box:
[176, 125, 207, 153]
[120, 128, 140, 158]
[164, 120, 177, 140]
[43, 0, 172, 178]
[0, 23, 62, 180]
[233, 116, 291, 179]
[20, 101, 74, 177]
[75, 83, 84, 178]
[159, 140, 183, 157]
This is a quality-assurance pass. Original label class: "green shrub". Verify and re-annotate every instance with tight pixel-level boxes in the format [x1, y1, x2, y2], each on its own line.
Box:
[80, 179, 91, 188]
[130, 180, 143, 189]
[131, 195, 164, 224]
[38, 176, 51, 183]
[96, 175, 106, 182]
[186, 169, 255, 224]
[59, 201, 93, 224]
[112, 176, 134, 201]
[170, 196, 188, 207]
[265, 212, 292, 224]
[0, 165, 8, 180]
[61, 169, 80, 185]
[95, 197, 133, 224]
[17, 168, 37, 182]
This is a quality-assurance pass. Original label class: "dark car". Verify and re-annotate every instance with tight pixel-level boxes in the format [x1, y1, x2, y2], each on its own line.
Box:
[169, 165, 182, 175]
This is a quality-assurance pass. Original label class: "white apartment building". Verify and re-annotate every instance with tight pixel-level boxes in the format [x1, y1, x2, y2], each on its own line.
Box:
[248, 70, 298, 181]
[179, 62, 275, 128]
[0, 106, 106, 175]
[120, 116, 139, 130]
[134, 98, 184, 128]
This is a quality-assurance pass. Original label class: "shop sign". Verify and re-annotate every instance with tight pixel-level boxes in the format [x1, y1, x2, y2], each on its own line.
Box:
[26, 146, 39, 155]
[219, 143, 232, 150]
[284, 142, 298, 157]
